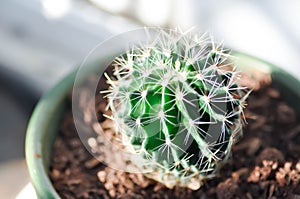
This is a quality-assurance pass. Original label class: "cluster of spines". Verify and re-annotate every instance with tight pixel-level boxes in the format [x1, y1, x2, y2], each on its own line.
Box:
[103, 29, 248, 189]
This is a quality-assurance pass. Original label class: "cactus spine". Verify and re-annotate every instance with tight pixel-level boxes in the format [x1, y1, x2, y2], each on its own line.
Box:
[104, 29, 248, 189]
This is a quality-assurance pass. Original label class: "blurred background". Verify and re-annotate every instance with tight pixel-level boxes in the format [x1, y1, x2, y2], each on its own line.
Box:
[0, 0, 299, 197]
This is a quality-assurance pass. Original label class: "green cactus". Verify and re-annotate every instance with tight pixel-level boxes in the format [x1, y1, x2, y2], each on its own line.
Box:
[104, 29, 248, 189]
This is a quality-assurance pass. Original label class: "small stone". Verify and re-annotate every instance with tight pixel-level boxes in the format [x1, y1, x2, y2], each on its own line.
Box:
[131, 173, 150, 188]
[97, 171, 106, 183]
[273, 162, 279, 170]
[108, 189, 116, 198]
[296, 162, 300, 172]
[260, 165, 272, 180]
[104, 181, 114, 190]
[52, 169, 60, 179]
[247, 166, 260, 183]
[123, 178, 134, 189]
[118, 184, 126, 195]
[276, 168, 287, 186]
[283, 162, 292, 172]
[187, 178, 201, 190]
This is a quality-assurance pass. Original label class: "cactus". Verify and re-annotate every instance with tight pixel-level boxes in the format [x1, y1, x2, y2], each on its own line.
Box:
[104, 29, 248, 190]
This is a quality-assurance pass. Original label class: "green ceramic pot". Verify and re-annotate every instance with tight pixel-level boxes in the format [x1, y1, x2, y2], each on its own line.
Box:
[25, 52, 300, 198]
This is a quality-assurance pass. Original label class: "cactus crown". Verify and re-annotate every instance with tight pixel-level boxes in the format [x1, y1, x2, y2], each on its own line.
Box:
[104, 29, 248, 189]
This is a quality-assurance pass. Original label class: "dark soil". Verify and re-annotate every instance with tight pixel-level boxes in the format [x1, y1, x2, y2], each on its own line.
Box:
[50, 76, 300, 199]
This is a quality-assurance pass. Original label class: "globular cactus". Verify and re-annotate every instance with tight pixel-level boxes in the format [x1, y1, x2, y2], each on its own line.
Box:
[104, 29, 248, 190]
